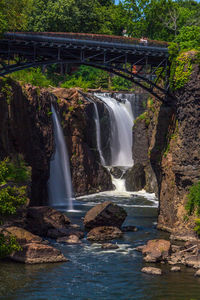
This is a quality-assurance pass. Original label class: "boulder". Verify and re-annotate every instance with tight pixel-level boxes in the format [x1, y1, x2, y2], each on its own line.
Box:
[10, 243, 68, 264]
[142, 239, 171, 262]
[87, 226, 123, 241]
[57, 235, 81, 244]
[101, 243, 119, 250]
[171, 266, 181, 272]
[26, 206, 70, 236]
[0, 227, 42, 245]
[141, 267, 162, 275]
[84, 201, 127, 230]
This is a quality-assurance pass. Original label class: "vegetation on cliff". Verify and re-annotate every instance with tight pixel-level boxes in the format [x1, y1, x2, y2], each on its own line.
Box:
[0, 156, 31, 258]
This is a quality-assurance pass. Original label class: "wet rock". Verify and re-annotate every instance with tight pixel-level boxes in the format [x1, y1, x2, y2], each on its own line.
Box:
[171, 266, 181, 272]
[135, 245, 145, 252]
[141, 267, 162, 275]
[171, 245, 181, 253]
[101, 243, 119, 250]
[170, 232, 197, 242]
[10, 243, 68, 264]
[125, 163, 146, 192]
[109, 167, 124, 179]
[122, 226, 138, 232]
[57, 235, 81, 244]
[87, 226, 123, 241]
[194, 269, 200, 277]
[142, 239, 171, 262]
[185, 255, 200, 269]
[84, 201, 127, 230]
[0, 227, 42, 245]
[26, 206, 70, 236]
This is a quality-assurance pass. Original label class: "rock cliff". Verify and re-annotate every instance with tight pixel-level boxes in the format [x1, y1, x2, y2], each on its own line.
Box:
[148, 63, 200, 236]
[0, 79, 112, 205]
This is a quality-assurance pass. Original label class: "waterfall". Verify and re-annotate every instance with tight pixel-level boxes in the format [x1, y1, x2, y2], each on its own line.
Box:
[94, 93, 136, 192]
[94, 93, 134, 168]
[48, 105, 74, 210]
[93, 102, 106, 166]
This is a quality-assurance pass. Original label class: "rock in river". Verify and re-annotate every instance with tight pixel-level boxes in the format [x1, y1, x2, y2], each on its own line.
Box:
[84, 201, 127, 230]
[142, 239, 171, 262]
[87, 226, 123, 241]
[26, 206, 70, 236]
[0, 226, 42, 245]
[141, 267, 162, 275]
[10, 243, 68, 264]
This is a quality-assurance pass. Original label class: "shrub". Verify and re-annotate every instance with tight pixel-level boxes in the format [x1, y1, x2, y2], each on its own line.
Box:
[10, 67, 53, 87]
[185, 181, 200, 215]
[0, 186, 27, 215]
[0, 156, 31, 184]
[0, 233, 21, 259]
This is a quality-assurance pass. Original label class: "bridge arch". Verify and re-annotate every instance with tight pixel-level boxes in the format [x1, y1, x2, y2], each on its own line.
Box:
[0, 32, 170, 101]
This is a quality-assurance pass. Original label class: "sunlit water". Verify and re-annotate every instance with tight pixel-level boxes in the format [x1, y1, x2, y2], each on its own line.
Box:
[1, 193, 200, 300]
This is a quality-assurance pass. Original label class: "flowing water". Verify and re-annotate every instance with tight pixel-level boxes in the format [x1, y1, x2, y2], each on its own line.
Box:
[48, 105, 74, 210]
[92, 101, 106, 166]
[94, 93, 134, 168]
[1, 192, 200, 300]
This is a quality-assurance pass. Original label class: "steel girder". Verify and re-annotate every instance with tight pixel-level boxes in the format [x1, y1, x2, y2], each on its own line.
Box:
[0, 34, 170, 101]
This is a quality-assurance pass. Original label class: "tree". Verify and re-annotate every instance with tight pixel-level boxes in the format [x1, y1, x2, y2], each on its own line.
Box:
[0, 0, 33, 33]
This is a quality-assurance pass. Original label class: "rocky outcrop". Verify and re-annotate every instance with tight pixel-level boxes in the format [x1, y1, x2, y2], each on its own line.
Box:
[10, 242, 68, 264]
[149, 63, 200, 234]
[125, 113, 158, 193]
[84, 201, 127, 229]
[87, 226, 123, 241]
[0, 80, 112, 205]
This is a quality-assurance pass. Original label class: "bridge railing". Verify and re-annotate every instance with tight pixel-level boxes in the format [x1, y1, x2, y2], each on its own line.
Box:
[4, 32, 168, 48]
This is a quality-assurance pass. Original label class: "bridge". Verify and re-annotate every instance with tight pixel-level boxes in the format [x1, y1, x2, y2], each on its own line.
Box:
[0, 32, 169, 101]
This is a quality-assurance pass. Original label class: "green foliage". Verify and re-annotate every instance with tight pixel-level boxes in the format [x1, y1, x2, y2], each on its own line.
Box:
[0, 233, 21, 259]
[10, 68, 53, 88]
[0, 157, 30, 216]
[0, 156, 31, 185]
[185, 181, 200, 215]
[0, 0, 33, 33]
[135, 111, 150, 126]
[0, 186, 27, 215]
[111, 76, 133, 91]
[194, 219, 200, 235]
[170, 51, 194, 90]
[176, 26, 200, 51]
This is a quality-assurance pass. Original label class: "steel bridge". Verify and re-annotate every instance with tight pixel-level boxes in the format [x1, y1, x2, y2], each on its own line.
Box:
[0, 32, 169, 101]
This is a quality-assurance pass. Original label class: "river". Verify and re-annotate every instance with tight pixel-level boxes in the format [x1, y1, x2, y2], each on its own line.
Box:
[0, 192, 200, 300]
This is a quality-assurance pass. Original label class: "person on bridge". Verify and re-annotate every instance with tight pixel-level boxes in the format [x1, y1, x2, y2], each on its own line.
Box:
[139, 37, 148, 45]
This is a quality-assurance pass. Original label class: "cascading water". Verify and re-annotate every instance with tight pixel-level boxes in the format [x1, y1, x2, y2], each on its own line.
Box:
[95, 93, 134, 167]
[93, 102, 106, 166]
[48, 105, 74, 210]
[94, 93, 135, 192]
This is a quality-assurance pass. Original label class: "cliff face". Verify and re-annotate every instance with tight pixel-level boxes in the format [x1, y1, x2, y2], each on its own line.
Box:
[0, 80, 112, 205]
[149, 64, 200, 235]
[0, 79, 54, 205]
